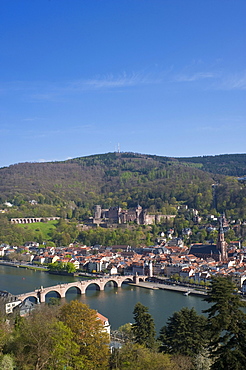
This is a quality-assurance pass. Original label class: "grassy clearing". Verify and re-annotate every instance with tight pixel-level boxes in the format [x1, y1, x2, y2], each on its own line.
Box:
[18, 220, 58, 240]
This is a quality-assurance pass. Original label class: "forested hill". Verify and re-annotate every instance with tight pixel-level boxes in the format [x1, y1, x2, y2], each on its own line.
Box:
[0, 152, 245, 216]
[176, 153, 246, 177]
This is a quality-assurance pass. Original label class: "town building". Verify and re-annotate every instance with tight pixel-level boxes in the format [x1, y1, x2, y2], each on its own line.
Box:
[189, 217, 228, 262]
[97, 312, 111, 336]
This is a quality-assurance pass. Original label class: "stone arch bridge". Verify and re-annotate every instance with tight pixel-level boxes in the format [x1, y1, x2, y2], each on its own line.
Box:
[10, 217, 60, 224]
[16, 275, 148, 303]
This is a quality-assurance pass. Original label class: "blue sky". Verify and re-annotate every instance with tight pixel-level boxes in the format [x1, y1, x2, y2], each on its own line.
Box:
[1, 0, 245, 168]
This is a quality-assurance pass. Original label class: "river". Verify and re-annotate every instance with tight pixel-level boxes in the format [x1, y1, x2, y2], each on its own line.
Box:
[0, 264, 209, 332]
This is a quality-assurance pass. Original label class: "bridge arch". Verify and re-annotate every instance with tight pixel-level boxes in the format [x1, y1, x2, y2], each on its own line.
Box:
[43, 289, 62, 302]
[23, 295, 39, 304]
[85, 282, 101, 292]
[64, 286, 82, 296]
[104, 279, 119, 289]
[122, 277, 134, 283]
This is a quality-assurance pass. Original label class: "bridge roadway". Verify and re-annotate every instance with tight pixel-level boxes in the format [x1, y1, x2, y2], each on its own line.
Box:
[16, 275, 147, 303]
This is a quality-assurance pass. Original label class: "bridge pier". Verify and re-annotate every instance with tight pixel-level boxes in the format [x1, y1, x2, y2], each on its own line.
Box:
[133, 273, 140, 285]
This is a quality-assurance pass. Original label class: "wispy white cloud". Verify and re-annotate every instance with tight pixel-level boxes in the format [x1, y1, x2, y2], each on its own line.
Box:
[175, 71, 217, 82]
[174, 67, 246, 92]
[0, 71, 162, 101]
[82, 71, 160, 89]
[1, 67, 246, 104]
[55, 71, 161, 95]
[27, 72, 161, 101]
[219, 71, 246, 90]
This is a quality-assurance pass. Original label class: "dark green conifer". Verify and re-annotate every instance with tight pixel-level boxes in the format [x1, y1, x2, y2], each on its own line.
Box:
[132, 302, 156, 349]
[159, 307, 208, 357]
[203, 276, 246, 369]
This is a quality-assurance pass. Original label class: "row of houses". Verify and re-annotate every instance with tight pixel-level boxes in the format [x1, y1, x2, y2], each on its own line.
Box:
[1, 233, 246, 291]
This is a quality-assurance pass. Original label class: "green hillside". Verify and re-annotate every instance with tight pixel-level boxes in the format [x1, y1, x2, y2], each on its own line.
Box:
[176, 153, 246, 177]
[0, 152, 246, 220]
[0, 152, 215, 208]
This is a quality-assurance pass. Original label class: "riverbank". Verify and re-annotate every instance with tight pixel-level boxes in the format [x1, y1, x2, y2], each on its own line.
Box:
[0, 261, 99, 279]
[0, 261, 47, 271]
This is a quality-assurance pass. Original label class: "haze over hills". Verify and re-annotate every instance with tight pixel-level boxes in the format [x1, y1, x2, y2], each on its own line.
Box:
[0, 152, 246, 219]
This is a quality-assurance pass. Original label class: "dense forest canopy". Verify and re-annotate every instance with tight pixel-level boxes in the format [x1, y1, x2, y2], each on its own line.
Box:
[0, 152, 245, 208]
[176, 153, 246, 177]
[0, 153, 246, 234]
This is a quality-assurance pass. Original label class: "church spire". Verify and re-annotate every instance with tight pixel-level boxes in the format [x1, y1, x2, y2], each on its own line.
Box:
[216, 216, 228, 261]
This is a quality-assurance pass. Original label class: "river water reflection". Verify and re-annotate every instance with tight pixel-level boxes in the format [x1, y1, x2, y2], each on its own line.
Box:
[0, 265, 209, 332]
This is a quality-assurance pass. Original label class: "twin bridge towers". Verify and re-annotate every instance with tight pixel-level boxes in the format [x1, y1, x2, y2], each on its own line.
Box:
[17, 275, 147, 304]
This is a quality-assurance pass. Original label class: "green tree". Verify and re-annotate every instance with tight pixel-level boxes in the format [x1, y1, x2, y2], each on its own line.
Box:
[171, 354, 194, 370]
[146, 232, 152, 245]
[0, 315, 11, 355]
[0, 354, 15, 370]
[193, 348, 213, 370]
[47, 297, 61, 306]
[132, 302, 156, 349]
[117, 323, 134, 343]
[159, 307, 208, 357]
[48, 261, 64, 271]
[66, 262, 76, 273]
[110, 343, 174, 370]
[10, 306, 79, 370]
[203, 276, 246, 369]
[225, 228, 236, 243]
[48, 320, 80, 369]
[59, 300, 110, 369]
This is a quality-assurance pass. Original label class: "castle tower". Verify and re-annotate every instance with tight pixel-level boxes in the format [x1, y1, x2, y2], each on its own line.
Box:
[136, 204, 142, 225]
[94, 205, 102, 219]
[216, 219, 228, 261]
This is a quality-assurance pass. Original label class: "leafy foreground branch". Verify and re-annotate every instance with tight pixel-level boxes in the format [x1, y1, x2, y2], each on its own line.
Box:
[1, 301, 109, 370]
